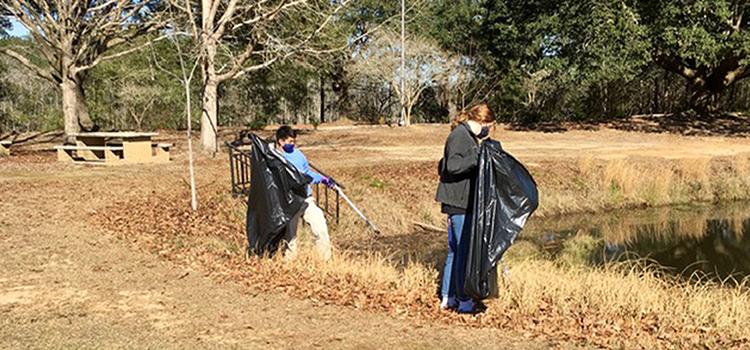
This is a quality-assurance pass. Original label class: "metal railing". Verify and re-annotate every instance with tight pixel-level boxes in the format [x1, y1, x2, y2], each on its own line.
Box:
[226, 140, 340, 224]
[313, 182, 340, 224]
[228, 142, 253, 198]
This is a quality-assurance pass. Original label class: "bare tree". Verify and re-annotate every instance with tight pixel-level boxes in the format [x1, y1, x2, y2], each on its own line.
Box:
[351, 30, 459, 125]
[445, 69, 504, 116]
[122, 83, 158, 131]
[168, 0, 355, 155]
[151, 32, 200, 211]
[173, 40, 200, 212]
[0, 0, 161, 139]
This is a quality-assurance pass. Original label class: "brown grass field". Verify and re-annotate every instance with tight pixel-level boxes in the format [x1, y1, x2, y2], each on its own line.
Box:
[3, 124, 750, 349]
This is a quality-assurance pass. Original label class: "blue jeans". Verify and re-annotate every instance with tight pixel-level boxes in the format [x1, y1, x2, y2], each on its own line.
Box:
[440, 214, 470, 302]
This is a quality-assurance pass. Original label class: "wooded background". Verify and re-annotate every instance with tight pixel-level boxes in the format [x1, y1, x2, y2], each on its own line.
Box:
[3, 0, 750, 151]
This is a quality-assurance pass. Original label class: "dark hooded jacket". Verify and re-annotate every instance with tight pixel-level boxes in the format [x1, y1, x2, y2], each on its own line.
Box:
[435, 122, 479, 214]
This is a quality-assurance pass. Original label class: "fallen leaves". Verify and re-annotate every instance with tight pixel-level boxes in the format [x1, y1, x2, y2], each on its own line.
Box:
[97, 185, 750, 350]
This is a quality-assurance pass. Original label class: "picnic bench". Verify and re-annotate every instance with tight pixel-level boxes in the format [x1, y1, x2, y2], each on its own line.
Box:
[0, 140, 10, 156]
[54, 132, 172, 165]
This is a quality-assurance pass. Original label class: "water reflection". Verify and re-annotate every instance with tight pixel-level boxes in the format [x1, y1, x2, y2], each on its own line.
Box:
[526, 202, 750, 281]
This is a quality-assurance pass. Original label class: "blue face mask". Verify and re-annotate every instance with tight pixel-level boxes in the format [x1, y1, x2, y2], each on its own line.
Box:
[282, 144, 295, 153]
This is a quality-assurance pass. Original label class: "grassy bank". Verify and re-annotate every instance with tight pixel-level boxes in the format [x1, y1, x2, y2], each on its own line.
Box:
[536, 156, 750, 217]
[7, 125, 750, 347]
[102, 180, 750, 349]
[94, 126, 750, 348]
[318, 155, 750, 238]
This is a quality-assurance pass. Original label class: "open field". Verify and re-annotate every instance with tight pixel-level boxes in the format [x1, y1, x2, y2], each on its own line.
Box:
[0, 163, 552, 349]
[3, 124, 750, 349]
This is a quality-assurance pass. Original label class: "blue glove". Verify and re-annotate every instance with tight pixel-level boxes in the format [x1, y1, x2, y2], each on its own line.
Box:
[321, 176, 335, 189]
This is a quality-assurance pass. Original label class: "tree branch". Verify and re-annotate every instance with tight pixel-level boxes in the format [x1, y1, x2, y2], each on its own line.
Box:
[300, 10, 399, 55]
[654, 54, 698, 80]
[0, 47, 57, 83]
[730, 1, 745, 33]
[224, 55, 282, 81]
[231, 0, 301, 31]
[75, 35, 169, 74]
[212, 0, 240, 40]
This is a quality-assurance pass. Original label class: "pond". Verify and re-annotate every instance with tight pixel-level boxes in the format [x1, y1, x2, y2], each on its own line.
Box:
[524, 201, 750, 282]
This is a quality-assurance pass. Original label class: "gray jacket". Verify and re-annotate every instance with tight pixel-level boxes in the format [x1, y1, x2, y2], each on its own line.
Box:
[435, 122, 479, 211]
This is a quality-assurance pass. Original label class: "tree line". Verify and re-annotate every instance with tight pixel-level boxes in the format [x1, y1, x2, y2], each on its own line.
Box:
[2, 0, 750, 153]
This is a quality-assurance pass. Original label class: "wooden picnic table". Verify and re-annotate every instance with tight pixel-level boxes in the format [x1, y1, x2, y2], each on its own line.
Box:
[55, 131, 171, 165]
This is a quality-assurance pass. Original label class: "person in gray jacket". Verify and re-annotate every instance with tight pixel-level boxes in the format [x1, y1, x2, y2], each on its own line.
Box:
[436, 103, 496, 313]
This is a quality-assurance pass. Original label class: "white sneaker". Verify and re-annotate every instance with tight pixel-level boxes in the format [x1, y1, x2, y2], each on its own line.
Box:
[440, 296, 457, 310]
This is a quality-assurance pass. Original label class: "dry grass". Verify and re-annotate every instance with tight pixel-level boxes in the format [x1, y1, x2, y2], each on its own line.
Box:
[268, 240, 750, 348]
[101, 181, 750, 349]
[497, 258, 750, 341]
[536, 155, 750, 217]
[34, 125, 750, 349]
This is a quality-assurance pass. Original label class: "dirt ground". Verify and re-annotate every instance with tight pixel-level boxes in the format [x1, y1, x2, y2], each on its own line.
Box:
[272, 124, 750, 173]
[0, 152, 558, 349]
[4, 123, 750, 349]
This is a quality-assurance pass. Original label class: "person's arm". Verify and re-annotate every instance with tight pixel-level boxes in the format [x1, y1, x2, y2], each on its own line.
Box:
[300, 152, 325, 184]
[444, 132, 478, 176]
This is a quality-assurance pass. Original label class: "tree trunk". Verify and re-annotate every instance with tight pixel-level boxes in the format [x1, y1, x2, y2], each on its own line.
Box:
[602, 84, 609, 118]
[199, 1, 220, 155]
[61, 74, 93, 142]
[319, 74, 326, 124]
[184, 77, 198, 211]
[688, 78, 722, 115]
[728, 84, 738, 110]
[652, 76, 660, 113]
[690, 92, 720, 114]
[73, 79, 94, 131]
[200, 35, 219, 155]
[404, 103, 413, 126]
[201, 79, 219, 154]
[657, 57, 748, 115]
[61, 78, 81, 139]
[438, 85, 458, 120]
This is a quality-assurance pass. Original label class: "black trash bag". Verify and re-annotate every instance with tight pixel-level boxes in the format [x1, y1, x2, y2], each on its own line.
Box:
[245, 134, 311, 256]
[464, 139, 539, 300]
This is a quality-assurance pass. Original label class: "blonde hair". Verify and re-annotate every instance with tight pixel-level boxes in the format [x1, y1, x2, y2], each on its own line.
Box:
[451, 103, 496, 130]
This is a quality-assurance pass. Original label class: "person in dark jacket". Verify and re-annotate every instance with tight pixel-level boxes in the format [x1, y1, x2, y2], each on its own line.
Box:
[436, 103, 496, 313]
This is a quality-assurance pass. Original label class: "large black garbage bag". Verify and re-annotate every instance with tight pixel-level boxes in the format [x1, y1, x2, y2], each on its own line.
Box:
[245, 134, 310, 256]
[464, 139, 539, 300]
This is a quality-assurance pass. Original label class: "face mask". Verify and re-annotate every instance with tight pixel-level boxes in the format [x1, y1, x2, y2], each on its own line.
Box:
[282, 144, 295, 153]
[476, 126, 490, 139]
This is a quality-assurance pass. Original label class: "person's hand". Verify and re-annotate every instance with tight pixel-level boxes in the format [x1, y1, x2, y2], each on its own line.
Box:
[321, 176, 336, 189]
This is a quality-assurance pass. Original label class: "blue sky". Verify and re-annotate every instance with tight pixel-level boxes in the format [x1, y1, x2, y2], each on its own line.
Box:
[8, 18, 29, 37]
